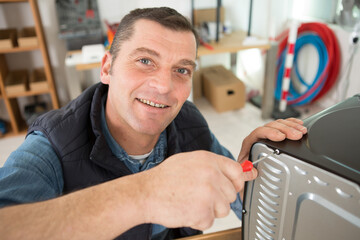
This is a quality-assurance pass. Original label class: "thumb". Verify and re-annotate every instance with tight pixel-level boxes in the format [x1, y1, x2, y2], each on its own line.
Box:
[238, 167, 258, 199]
[235, 162, 258, 193]
[242, 167, 258, 182]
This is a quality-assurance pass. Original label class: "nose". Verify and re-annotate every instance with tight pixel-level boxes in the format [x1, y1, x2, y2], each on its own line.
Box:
[148, 68, 173, 94]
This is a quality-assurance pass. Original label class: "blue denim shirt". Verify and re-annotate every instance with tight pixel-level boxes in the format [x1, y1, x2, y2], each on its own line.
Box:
[0, 100, 243, 237]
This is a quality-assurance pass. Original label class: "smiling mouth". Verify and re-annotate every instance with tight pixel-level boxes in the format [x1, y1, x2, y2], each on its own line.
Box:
[137, 98, 169, 108]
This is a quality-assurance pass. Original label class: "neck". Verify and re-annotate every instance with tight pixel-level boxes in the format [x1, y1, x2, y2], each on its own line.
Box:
[105, 111, 160, 156]
[109, 124, 159, 155]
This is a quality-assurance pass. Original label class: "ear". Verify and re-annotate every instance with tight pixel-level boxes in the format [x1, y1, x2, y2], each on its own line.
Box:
[100, 51, 112, 84]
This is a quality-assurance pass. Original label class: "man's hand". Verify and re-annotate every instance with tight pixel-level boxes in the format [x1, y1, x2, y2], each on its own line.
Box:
[141, 151, 257, 231]
[235, 118, 307, 199]
[237, 117, 307, 163]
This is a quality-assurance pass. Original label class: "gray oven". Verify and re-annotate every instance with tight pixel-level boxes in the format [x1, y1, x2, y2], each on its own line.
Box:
[242, 95, 360, 240]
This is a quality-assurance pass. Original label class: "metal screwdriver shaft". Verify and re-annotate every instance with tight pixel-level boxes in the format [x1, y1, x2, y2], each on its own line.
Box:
[241, 149, 279, 172]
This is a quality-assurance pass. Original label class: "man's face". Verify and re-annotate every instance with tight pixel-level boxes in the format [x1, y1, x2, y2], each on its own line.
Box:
[101, 19, 197, 137]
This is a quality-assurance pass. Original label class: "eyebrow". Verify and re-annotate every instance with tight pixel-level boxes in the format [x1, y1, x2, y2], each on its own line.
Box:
[131, 47, 160, 58]
[178, 59, 197, 70]
[131, 47, 197, 69]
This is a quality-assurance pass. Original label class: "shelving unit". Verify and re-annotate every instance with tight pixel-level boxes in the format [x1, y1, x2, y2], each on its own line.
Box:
[0, 0, 59, 137]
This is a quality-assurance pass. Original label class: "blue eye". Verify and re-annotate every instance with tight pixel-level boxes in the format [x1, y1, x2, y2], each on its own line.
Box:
[139, 58, 151, 65]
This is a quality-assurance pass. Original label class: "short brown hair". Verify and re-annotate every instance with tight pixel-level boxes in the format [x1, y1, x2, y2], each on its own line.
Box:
[109, 7, 199, 64]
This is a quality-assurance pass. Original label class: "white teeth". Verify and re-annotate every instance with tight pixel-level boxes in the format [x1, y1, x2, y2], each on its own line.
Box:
[138, 98, 167, 108]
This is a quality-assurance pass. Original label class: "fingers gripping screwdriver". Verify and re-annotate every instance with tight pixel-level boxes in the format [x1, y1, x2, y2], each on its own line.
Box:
[241, 149, 279, 172]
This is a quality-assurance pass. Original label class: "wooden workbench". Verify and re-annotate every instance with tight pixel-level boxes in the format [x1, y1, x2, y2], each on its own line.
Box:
[179, 227, 242, 240]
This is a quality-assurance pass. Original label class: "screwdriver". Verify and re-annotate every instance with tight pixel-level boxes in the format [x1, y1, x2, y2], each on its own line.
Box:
[241, 150, 279, 172]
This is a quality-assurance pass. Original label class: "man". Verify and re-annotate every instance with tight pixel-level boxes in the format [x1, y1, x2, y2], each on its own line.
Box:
[0, 7, 307, 240]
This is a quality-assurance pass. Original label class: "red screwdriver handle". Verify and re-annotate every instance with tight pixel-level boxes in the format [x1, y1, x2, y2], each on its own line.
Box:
[241, 160, 253, 172]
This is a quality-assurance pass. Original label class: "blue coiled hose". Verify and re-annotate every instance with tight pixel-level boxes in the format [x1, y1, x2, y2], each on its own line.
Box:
[275, 33, 329, 106]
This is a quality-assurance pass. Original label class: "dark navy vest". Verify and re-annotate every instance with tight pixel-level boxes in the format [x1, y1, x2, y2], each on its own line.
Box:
[28, 83, 213, 239]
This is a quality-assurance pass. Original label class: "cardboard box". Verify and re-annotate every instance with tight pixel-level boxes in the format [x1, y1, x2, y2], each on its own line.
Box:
[30, 68, 48, 91]
[203, 65, 245, 112]
[0, 28, 17, 49]
[5, 70, 29, 95]
[193, 7, 225, 26]
[18, 27, 38, 47]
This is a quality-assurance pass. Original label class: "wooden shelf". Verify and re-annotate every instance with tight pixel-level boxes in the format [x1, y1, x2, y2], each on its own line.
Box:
[0, 45, 39, 54]
[6, 89, 51, 98]
[0, 0, 59, 136]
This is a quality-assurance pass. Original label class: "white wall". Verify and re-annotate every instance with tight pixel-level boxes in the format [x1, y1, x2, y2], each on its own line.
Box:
[315, 24, 360, 108]
[98, 0, 192, 28]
